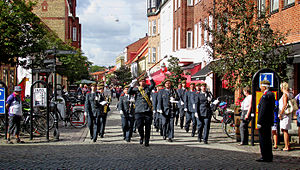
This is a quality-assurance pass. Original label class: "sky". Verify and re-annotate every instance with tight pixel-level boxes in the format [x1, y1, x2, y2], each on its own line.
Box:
[77, 0, 148, 67]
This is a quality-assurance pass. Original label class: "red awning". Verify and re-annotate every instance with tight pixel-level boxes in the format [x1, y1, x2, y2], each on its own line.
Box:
[182, 75, 205, 87]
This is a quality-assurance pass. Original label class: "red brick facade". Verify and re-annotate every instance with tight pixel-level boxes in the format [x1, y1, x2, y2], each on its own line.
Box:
[126, 36, 148, 63]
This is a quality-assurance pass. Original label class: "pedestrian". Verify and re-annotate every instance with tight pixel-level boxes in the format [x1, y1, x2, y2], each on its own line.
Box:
[295, 92, 300, 144]
[239, 86, 252, 145]
[84, 84, 107, 142]
[118, 86, 135, 142]
[256, 80, 275, 162]
[82, 84, 88, 96]
[6, 86, 24, 144]
[278, 82, 292, 151]
[151, 87, 159, 132]
[272, 100, 280, 149]
[157, 79, 179, 142]
[184, 83, 197, 137]
[116, 86, 122, 101]
[77, 84, 83, 96]
[128, 70, 155, 147]
[195, 83, 213, 144]
[177, 80, 187, 129]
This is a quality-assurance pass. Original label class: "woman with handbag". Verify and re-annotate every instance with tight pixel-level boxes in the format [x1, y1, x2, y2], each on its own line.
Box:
[278, 82, 292, 151]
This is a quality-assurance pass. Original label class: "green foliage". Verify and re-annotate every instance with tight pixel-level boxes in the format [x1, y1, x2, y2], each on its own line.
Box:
[89, 65, 106, 73]
[166, 56, 186, 87]
[206, 0, 289, 90]
[0, 0, 47, 66]
[114, 66, 132, 86]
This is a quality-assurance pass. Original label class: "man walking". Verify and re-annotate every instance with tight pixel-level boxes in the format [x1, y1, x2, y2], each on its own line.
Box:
[177, 80, 187, 129]
[128, 70, 155, 147]
[256, 80, 275, 162]
[157, 79, 179, 142]
[184, 83, 197, 137]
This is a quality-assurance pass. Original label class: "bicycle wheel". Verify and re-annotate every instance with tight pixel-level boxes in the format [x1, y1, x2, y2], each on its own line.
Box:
[212, 109, 222, 123]
[32, 114, 48, 135]
[70, 110, 86, 128]
[222, 119, 235, 138]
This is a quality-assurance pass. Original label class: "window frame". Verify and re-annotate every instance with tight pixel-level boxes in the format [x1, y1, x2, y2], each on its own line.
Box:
[186, 30, 193, 49]
[152, 47, 156, 63]
[187, 0, 193, 6]
[72, 27, 77, 41]
[270, 0, 279, 13]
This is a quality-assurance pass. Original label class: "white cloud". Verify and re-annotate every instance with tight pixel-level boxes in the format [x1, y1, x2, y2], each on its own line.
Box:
[77, 0, 148, 66]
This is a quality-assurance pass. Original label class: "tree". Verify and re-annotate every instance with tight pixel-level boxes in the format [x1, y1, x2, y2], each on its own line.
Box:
[0, 0, 48, 66]
[89, 65, 106, 73]
[206, 0, 289, 90]
[166, 56, 186, 87]
[114, 66, 132, 86]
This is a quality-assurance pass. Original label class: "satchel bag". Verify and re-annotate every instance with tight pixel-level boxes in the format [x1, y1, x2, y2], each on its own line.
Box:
[284, 98, 299, 115]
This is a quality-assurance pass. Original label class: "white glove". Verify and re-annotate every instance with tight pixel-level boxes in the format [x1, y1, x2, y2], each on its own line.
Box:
[130, 79, 137, 87]
[193, 104, 196, 110]
[257, 124, 262, 129]
[195, 112, 199, 118]
[184, 108, 187, 112]
[208, 97, 212, 102]
[181, 101, 184, 105]
[84, 112, 87, 116]
[158, 110, 163, 114]
[100, 101, 108, 105]
[170, 97, 175, 101]
[129, 98, 135, 103]
[120, 110, 124, 115]
[147, 70, 152, 80]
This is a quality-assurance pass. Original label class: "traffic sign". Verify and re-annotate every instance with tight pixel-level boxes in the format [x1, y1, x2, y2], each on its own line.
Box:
[0, 88, 5, 114]
[32, 68, 54, 73]
[56, 50, 77, 55]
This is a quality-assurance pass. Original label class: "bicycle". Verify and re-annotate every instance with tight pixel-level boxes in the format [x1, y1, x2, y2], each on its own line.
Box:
[221, 107, 235, 138]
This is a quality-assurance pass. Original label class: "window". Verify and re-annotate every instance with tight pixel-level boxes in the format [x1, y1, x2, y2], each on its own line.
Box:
[72, 27, 77, 41]
[149, 21, 152, 36]
[152, 47, 156, 63]
[148, 48, 151, 63]
[178, 0, 181, 8]
[209, 15, 213, 42]
[204, 18, 208, 44]
[178, 27, 181, 49]
[152, 20, 157, 35]
[270, 0, 279, 12]
[284, 0, 295, 7]
[175, 0, 177, 10]
[187, 0, 193, 6]
[194, 24, 198, 48]
[174, 29, 177, 50]
[199, 22, 202, 47]
[157, 46, 160, 60]
[258, 0, 266, 16]
[151, 0, 156, 8]
[187, 31, 192, 48]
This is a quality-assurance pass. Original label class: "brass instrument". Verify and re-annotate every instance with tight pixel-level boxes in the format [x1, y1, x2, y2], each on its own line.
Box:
[103, 95, 111, 114]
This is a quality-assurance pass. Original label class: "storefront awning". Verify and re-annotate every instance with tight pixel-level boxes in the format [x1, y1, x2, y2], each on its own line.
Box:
[191, 62, 213, 80]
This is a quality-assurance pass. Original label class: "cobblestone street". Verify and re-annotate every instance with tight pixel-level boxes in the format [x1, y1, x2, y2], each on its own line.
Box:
[0, 99, 300, 169]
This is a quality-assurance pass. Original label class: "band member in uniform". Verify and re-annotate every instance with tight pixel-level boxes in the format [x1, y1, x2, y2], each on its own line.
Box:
[118, 86, 135, 142]
[128, 70, 155, 147]
[177, 80, 187, 129]
[99, 85, 110, 138]
[85, 84, 107, 142]
[157, 79, 179, 142]
[184, 83, 197, 137]
[256, 80, 275, 162]
[195, 83, 213, 144]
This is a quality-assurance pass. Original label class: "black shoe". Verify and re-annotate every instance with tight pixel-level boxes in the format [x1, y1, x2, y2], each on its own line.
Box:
[93, 139, 96, 142]
[156, 128, 159, 132]
[204, 141, 208, 144]
[168, 138, 173, 142]
[126, 139, 131, 142]
[145, 142, 149, 147]
[100, 135, 104, 138]
[185, 128, 189, 133]
[191, 133, 195, 137]
[198, 138, 202, 143]
[256, 158, 272, 162]
[180, 126, 183, 129]
[140, 139, 143, 145]
[163, 136, 166, 140]
[123, 137, 126, 140]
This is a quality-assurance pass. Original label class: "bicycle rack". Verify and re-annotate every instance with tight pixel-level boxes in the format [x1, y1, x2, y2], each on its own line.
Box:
[0, 81, 8, 139]
[30, 80, 50, 141]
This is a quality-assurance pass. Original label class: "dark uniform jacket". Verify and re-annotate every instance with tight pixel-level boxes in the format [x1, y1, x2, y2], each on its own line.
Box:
[195, 91, 213, 117]
[118, 94, 134, 117]
[184, 90, 196, 112]
[128, 79, 155, 114]
[177, 88, 186, 108]
[157, 88, 179, 117]
[151, 92, 159, 113]
[85, 92, 105, 117]
[258, 90, 275, 127]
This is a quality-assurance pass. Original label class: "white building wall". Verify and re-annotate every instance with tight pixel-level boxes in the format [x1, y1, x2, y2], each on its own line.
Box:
[160, 0, 173, 66]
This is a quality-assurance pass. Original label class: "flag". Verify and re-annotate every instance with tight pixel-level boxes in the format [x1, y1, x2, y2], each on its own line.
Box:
[18, 77, 29, 101]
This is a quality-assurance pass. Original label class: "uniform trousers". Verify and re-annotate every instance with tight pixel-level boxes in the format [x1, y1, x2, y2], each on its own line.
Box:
[185, 111, 197, 134]
[178, 107, 185, 128]
[135, 112, 153, 144]
[197, 115, 212, 142]
[259, 126, 273, 161]
[161, 114, 174, 139]
[87, 114, 100, 141]
[98, 114, 107, 136]
[121, 115, 134, 141]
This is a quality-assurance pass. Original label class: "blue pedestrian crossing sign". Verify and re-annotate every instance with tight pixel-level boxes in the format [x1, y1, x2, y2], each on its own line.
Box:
[259, 73, 274, 88]
[0, 88, 5, 114]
